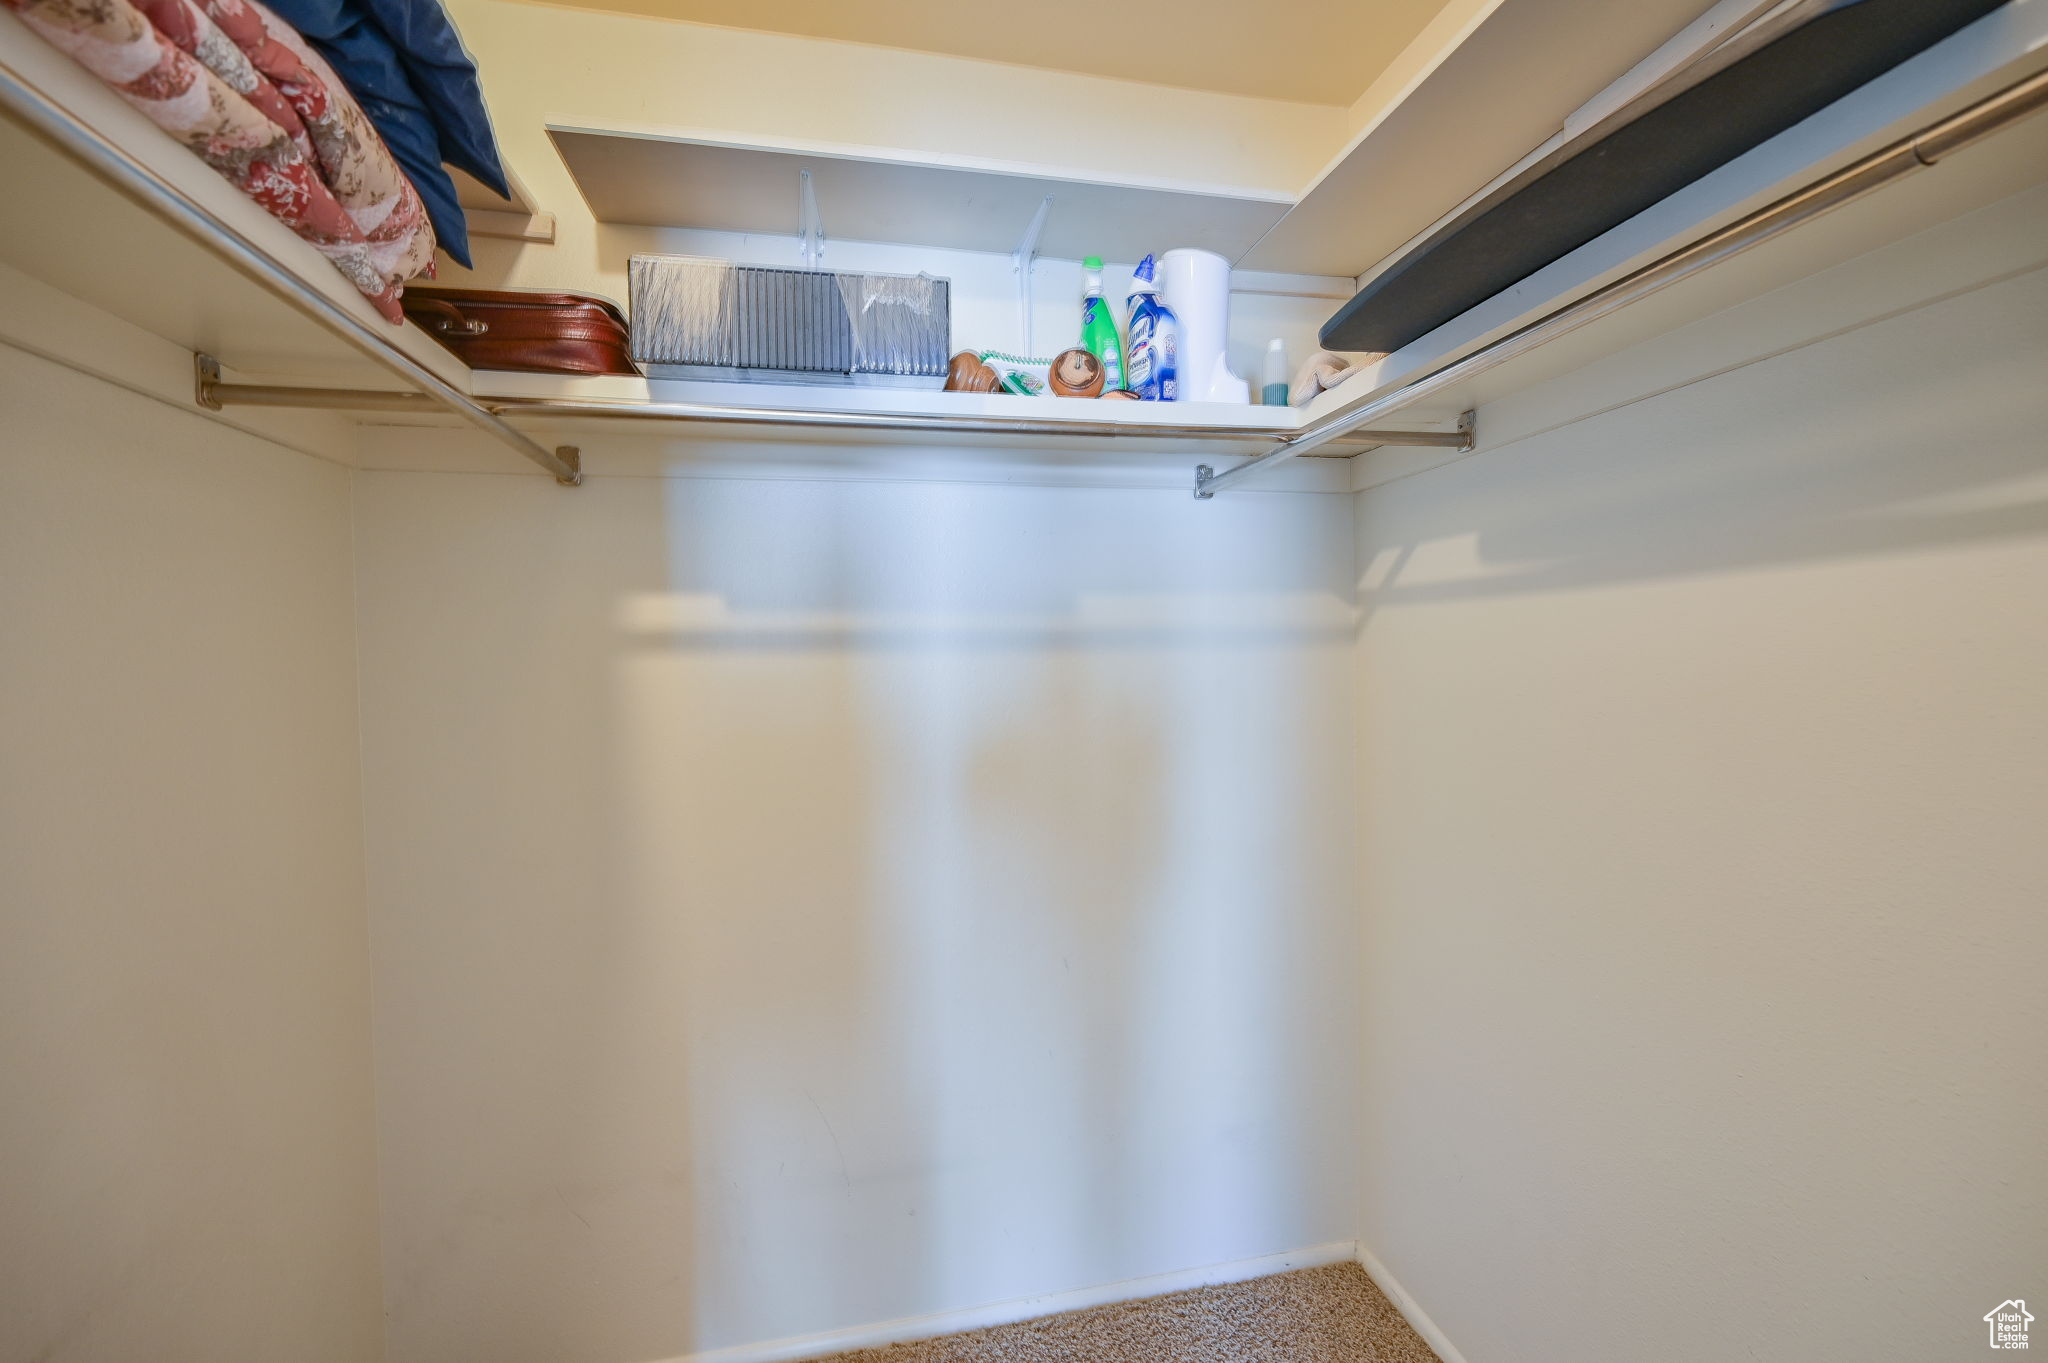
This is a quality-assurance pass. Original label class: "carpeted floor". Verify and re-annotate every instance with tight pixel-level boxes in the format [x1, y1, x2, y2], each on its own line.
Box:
[808, 1262, 1442, 1363]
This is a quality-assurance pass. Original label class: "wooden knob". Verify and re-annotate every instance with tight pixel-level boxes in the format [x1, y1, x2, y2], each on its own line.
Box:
[1049, 348, 1105, 397]
[944, 350, 1003, 393]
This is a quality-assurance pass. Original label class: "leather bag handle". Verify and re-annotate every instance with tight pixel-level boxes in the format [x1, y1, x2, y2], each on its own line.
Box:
[407, 297, 489, 336]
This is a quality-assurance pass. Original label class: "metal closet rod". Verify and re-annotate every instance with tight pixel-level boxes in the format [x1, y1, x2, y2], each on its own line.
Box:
[1193, 63, 2048, 499]
[0, 63, 582, 485]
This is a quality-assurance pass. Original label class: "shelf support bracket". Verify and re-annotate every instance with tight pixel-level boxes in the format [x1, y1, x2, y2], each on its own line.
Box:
[798, 169, 824, 269]
[1193, 410, 1476, 499]
[193, 353, 583, 486]
[1013, 194, 1052, 353]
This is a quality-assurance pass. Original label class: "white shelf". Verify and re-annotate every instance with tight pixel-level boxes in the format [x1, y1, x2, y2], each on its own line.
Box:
[1239, 0, 1721, 276]
[546, 126, 1292, 262]
[467, 371, 1356, 457]
[477, 371, 1284, 425]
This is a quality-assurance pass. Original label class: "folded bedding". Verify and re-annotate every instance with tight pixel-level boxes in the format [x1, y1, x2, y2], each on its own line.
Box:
[282, 26, 473, 267]
[240, 2, 437, 273]
[132, 0, 314, 158]
[355, 0, 501, 196]
[260, 0, 506, 266]
[141, 0, 436, 287]
[7, 0, 436, 321]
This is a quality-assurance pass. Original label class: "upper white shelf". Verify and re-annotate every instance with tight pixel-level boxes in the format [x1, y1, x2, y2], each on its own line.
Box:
[546, 126, 1292, 262]
[541, 0, 1719, 276]
[1240, 0, 1719, 275]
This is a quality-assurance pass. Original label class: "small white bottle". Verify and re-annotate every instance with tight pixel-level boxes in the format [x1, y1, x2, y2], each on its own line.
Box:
[1262, 338, 1290, 406]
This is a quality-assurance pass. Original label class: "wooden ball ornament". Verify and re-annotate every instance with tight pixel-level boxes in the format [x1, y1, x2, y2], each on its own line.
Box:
[1049, 348, 1105, 397]
[944, 350, 1003, 393]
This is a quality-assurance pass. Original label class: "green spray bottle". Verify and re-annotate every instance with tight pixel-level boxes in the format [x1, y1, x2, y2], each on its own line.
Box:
[1079, 256, 1125, 392]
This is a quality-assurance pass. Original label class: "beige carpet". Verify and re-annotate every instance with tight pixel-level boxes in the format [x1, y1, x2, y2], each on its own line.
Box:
[808, 1262, 1442, 1363]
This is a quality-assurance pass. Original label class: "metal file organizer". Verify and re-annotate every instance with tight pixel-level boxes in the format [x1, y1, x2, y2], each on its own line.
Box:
[628, 254, 951, 387]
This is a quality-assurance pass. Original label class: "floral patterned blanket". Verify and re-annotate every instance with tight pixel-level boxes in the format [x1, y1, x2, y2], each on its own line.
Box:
[8, 0, 436, 321]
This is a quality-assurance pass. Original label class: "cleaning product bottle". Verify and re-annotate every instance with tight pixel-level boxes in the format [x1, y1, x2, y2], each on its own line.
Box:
[1079, 257, 1124, 392]
[1262, 338, 1290, 406]
[1124, 254, 1178, 401]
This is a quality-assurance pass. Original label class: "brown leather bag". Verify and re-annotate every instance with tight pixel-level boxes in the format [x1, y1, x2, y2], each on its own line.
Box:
[401, 287, 639, 376]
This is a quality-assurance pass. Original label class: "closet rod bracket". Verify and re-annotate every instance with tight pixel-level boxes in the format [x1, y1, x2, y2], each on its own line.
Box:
[192, 353, 584, 485]
[193, 352, 224, 411]
[1193, 409, 1476, 498]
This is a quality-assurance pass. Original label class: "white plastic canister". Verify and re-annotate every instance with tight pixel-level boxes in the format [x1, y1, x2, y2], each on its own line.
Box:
[1157, 247, 1249, 404]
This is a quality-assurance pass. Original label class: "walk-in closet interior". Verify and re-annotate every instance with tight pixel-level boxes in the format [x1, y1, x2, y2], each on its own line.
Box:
[3, 1, 2045, 1360]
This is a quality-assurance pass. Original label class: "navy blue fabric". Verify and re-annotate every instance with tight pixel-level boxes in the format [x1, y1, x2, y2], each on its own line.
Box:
[262, 0, 508, 267]
[353, 80, 475, 268]
[354, 0, 506, 199]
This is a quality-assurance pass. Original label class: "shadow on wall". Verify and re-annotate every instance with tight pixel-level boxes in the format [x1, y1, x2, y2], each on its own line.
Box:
[1353, 267, 2048, 619]
[633, 482, 1359, 1352]
[361, 468, 1364, 1362]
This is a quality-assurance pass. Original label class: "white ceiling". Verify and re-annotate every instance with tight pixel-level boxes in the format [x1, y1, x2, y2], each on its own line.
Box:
[533, 0, 1458, 105]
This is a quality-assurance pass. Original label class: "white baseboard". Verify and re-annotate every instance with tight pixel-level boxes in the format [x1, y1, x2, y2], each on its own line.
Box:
[1355, 1244, 1469, 1363]
[652, 1240, 1362, 1363]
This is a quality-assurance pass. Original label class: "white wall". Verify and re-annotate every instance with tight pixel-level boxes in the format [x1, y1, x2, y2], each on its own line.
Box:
[0, 350, 384, 1361]
[350, 471, 1363, 1362]
[1350, 265, 2048, 1362]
